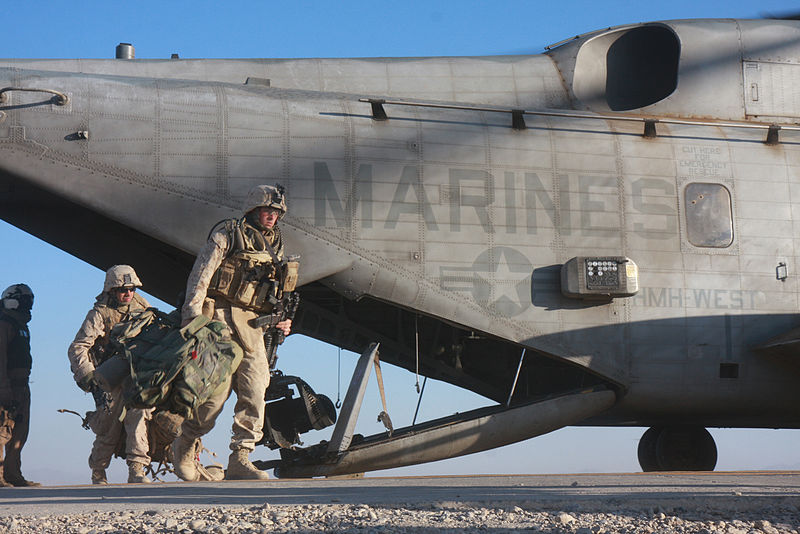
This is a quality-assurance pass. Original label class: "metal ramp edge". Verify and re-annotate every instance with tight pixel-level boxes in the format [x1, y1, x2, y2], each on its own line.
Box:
[275, 343, 617, 478]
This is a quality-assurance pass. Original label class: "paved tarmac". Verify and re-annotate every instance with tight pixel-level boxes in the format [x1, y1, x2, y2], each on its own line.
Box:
[0, 472, 797, 516]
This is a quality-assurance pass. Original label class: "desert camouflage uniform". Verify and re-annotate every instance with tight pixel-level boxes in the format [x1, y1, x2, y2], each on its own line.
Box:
[68, 291, 152, 471]
[180, 223, 284, 452]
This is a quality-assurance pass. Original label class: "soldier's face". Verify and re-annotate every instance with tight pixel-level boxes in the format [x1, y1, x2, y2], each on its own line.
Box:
[257, 207, 281, 229]
[114, 287, 136, 304]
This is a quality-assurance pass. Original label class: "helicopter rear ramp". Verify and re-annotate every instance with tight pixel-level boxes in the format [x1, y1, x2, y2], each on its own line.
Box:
[275, 385, 616, 478]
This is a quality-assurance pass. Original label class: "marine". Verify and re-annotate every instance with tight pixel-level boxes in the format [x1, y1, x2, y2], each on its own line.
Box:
[173, 184, 295, 481]
[0, 284, 39, 487]
[67, 265, 153, 484]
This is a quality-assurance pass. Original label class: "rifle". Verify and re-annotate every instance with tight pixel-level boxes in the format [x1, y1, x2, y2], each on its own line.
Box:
[77, 371, 113, 414]
[90, 384, 113, 414]
[252, 291, 300, 368]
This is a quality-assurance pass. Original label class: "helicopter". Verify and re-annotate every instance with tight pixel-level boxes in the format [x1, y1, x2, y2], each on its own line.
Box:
[1, 16, 799, 476]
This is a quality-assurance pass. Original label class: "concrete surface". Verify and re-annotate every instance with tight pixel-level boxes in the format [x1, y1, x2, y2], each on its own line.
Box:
[0, 472, 797, 516]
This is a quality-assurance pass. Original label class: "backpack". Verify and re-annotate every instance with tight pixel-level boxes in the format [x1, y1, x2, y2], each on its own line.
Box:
[107, 308, 243, 418]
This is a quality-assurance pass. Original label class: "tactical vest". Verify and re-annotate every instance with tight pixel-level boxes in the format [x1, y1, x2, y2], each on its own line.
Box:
[90, 292, 148, 366]
[208, 219, 298, 313]
[0, 312, 32, 372]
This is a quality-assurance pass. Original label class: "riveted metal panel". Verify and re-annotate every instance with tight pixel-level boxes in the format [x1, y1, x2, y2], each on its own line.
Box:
[744, 61, 800, 118]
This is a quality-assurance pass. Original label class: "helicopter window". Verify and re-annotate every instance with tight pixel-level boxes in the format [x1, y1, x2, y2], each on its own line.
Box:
[684, 183, 733, 248]
[605, 26, 679, 111]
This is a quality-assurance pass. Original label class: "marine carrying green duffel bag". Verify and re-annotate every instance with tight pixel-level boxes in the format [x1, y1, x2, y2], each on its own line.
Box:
[105, 308, 243, 418]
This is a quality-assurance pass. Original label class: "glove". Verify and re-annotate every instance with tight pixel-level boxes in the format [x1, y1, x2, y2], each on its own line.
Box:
[76, 371, 98, 393]
[78, 371, 112, 413]
[91, 388, 113, 414]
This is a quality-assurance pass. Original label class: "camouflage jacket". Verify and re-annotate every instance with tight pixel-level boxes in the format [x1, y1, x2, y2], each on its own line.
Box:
[67, 292, 149, 383]
[182, 220, 283, 323]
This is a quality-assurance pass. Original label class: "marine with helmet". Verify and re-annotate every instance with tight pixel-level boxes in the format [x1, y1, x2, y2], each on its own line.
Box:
[173, 184, 294, 481]
[67, 265, 153, 484]
[0, 284, 39, 487]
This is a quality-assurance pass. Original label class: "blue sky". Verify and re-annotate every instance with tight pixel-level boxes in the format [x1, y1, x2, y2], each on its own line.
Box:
[2, 1, 799, 485]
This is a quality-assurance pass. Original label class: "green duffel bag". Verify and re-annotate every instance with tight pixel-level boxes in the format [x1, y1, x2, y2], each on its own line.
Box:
[105, 308, 243, 418]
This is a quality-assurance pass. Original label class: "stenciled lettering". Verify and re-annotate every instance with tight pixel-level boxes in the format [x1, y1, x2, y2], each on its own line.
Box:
[503, 171, 557, 234]
[384, 165, 438, 230]
[631, 177, 677, 239]
[312, 162, 684, 240]
[525, 172, 557, 234]
[578, 174, 619, 237]
[449, 169, 493, 233]
[314, 162, 373, 228]
[631, 287, 760, 310]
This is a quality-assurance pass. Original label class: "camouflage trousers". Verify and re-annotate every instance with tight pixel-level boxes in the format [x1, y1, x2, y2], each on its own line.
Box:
[181, 305, 269, 452]
[0, 381, 31, 479]
[88, 383, 152, 469]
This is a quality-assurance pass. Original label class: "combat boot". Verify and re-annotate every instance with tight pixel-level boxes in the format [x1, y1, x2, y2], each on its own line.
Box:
[4, 474, 39, 487]
[0, 466, 13, 488]
[3, 469, 39, 487]
[127, 461, 151, 484]
[3, 454, 39, 487]
[172, 435, 199, 482]
[226, 448, 269, 480]
[91, 468, 107, 485]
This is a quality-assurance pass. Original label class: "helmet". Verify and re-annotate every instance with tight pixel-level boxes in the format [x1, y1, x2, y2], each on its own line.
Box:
[243, 184, 287, 217]
[103, 265, 142, 293]
[2, 284, 34, 311]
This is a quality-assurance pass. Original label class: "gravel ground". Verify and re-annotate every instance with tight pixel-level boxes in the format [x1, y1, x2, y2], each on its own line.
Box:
[1, 499, 798, 533]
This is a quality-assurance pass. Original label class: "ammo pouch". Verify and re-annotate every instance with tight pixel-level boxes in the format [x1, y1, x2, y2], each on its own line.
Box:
[208, 251, 282, 313]
[282, 260, 299, 292]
